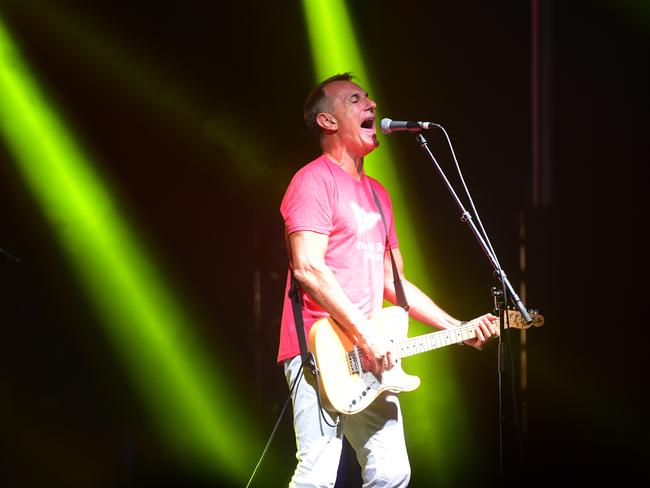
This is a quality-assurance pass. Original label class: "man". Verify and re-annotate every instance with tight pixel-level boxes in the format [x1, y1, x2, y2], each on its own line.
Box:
[278, 73, 498, 487]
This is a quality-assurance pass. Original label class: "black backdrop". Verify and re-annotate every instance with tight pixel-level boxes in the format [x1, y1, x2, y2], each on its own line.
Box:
[1, 1, 648, 486]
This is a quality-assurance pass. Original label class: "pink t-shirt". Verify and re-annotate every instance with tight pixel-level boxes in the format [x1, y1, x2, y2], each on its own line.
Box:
[277, 155, 399, 363]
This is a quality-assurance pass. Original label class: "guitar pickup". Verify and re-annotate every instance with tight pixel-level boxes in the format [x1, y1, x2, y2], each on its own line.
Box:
[347, 347, 362, 375]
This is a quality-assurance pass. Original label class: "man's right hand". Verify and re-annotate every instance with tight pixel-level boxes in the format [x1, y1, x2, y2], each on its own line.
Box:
[357, 333, 395, 375]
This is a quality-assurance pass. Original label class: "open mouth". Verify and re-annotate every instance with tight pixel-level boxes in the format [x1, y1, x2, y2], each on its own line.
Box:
[360, 117, 375, 130]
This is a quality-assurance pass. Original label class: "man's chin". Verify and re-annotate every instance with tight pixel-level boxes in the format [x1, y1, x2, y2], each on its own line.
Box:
[361, 143, 379, 157]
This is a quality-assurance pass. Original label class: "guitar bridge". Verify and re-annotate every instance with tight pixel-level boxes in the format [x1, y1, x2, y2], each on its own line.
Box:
[347, 347, 362, 375]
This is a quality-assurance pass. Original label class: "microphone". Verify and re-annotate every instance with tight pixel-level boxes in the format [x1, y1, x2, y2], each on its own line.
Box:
[380, 118, 438, 134]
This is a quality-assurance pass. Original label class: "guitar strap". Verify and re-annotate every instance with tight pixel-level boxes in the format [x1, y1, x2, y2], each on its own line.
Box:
[289, 266, 339, 427]
[288, 270, 314, 372]
[369, 182, 410, 311]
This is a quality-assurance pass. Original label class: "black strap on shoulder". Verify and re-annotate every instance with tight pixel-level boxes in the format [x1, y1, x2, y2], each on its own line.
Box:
[369, 182, 410, 311]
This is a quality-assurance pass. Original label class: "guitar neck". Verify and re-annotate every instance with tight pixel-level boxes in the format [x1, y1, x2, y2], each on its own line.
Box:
[397, 323, 477, 358]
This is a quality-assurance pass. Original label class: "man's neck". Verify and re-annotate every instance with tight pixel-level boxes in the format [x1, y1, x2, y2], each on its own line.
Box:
[323, 149, 364, 181]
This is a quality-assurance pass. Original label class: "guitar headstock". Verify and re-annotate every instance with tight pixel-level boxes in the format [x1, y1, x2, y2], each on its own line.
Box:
[504, 308, 544, 329]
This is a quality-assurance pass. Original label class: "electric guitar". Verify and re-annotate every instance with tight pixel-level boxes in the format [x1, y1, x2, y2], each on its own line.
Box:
[307, 306, 544, 415]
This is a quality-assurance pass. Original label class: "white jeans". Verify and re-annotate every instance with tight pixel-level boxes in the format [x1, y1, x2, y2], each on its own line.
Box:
[284, 355, 411, 487]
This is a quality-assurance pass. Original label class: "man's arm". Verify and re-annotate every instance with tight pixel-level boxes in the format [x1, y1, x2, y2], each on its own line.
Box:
[288, 230, 391, 371]
[383, 247, 498, 350]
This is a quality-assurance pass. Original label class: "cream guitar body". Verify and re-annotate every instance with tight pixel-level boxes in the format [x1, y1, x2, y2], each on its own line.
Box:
[308, 307, 419, 415]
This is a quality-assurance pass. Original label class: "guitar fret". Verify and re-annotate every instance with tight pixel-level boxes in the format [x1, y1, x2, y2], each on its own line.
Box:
[399, 325, 477, 358]
[396, 307, 544, 361]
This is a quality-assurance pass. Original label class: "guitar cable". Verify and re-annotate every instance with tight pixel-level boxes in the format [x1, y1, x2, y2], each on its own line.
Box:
[311, 355, 340, 429]
[245, 353, 338, 487]
[245, 358, 305, 488]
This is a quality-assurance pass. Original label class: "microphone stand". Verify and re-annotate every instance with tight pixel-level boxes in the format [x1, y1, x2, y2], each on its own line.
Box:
[414, 131, 532, 481]
[415, 132, 531, 323]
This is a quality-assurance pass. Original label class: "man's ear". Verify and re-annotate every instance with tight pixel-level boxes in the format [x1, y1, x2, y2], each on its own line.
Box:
[316, 112, 337, 131]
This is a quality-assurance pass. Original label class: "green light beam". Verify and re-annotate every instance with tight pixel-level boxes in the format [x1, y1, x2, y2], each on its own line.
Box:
[0, 14, 257, 484]
[301, 0, 478, 484]
[4, 0, 278, 187]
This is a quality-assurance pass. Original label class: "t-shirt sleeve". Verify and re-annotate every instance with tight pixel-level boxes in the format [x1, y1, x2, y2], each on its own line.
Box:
[281, 167, 334, 236]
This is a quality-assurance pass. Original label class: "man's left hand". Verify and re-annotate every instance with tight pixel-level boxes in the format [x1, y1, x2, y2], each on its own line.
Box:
[462, 313, 499, 350]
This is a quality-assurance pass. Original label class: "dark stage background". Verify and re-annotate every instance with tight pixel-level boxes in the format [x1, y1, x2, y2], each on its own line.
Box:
[1, 1, 648, 487]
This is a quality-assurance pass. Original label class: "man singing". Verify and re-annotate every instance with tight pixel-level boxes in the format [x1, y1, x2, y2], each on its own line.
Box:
[278, 73, 498, 487]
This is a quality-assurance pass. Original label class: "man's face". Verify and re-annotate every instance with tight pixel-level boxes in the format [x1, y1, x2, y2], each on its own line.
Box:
[321, 80, 378, 156]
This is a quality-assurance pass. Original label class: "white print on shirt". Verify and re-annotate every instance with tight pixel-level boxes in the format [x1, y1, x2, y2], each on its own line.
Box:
[350, 202, 384, 262]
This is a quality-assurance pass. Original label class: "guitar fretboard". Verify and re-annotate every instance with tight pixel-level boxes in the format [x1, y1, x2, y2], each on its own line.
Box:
[397, 323, 477, 358]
